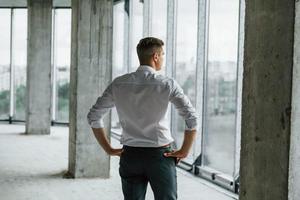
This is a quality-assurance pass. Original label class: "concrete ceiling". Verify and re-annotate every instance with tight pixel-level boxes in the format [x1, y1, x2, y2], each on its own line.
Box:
[0, 0, 71, 8]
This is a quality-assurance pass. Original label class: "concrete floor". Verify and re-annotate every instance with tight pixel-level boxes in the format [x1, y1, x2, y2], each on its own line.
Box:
[0, 124, 237, 200]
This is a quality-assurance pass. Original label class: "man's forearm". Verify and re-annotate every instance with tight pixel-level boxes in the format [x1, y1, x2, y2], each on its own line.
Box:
[164, 129, 196, 161]
[92, 128, 112, 154]
[180, 129, 196, 155]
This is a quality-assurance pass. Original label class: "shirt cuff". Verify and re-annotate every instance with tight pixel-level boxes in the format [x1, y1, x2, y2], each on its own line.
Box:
[185, 119, 197, 131]
[90, 120, 105, 129]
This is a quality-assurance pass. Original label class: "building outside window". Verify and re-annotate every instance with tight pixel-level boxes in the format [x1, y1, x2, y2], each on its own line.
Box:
[171, 0, 199, 164]
[202, 0, 240, 176]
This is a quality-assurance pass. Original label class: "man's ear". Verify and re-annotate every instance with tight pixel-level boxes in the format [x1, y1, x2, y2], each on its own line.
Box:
[153, 52, 159, 62]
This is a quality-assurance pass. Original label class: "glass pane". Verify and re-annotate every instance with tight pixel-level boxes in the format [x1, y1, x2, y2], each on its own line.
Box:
[202, 0, 239, 175]
[129, 0, 143, 72]
[53, 9, 71, 122]
[174, 0, 198, 163]
[113, 1, 126, 78]
[150, 0, 167, 75]
[0, 9, 11, 120]
[112, 1, 127, 131]
[12, 9, 27, 120]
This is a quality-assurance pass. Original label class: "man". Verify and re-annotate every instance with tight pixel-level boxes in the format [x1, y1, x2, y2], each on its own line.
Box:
[87, 37, 197, 200]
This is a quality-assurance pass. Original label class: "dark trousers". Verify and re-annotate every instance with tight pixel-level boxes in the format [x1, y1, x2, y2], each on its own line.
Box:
[119, 145, 177, 200]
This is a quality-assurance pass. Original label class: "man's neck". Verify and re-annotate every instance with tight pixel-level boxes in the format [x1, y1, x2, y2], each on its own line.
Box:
[140, 63, 157, 71]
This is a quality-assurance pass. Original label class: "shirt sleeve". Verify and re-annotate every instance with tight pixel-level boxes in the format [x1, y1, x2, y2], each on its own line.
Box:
[169, 79, 198, 131]
[87, 83, 115, 129]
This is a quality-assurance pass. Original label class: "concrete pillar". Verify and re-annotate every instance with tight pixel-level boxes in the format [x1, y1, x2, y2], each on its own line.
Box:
[68, 0, 113, 178]
[289, 1, 300, 200]
[239, 1, 295, 200]
[26, 0, 52, 135]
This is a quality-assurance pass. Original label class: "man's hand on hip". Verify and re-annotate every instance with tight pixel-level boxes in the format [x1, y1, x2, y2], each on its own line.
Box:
[164, 129, 196, 164]
[164, 149, 188, 164]
[92, 127, 124, 157]
[108, 148, 124, 157]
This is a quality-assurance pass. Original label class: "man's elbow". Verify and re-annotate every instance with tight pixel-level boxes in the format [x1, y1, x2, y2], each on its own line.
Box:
[185, 117, 198, 131]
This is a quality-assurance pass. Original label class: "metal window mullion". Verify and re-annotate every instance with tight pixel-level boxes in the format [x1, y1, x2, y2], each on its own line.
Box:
[200, 0, 210, 169]
[127, 0, 134, 71]
[123, 0, 130, 73]
[233, 0, 245, 179]
[142, 0, 152, 37]
[9, 8, 14, 121]
[166, 0, 177, 148]
[194, 0, 208, 162]
[51, 9, 57, 122]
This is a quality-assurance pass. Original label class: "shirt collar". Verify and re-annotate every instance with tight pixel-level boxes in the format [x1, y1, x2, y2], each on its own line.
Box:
[136, 65, 156, 74]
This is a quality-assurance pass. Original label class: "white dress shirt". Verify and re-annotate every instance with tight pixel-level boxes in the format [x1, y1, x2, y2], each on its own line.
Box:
[87, 65, 197, 147]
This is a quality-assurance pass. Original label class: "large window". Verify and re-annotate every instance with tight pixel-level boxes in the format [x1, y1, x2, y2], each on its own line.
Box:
[0, 8, 71, 123]
[110, 0, 243, 192]
[202, 0, 240, 176]
[129, 0, 143, 72]
[1, 0, 242, 191]
[112, 1, 127, 130]
[12, 9, 27, 120]
[0, 9, 11, 120]
[52, 9, 71, 123]
[150, 0, 167, 75]
[0, 9, 27, 121]
[174, 0, 198, 163]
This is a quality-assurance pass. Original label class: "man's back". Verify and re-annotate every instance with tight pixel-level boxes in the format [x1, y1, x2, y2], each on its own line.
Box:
[87, 65, 197, 147]
[112, 65, 174, 147]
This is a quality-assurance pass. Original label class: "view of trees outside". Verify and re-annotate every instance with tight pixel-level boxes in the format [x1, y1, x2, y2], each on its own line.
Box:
[0, 9, 27, 121]
[0, 9, 11, 120]
[12, 9, 27, 120]
[0, 9, 71, 122]
[203, 0, 240, 175]
[53, 9, 71, 122]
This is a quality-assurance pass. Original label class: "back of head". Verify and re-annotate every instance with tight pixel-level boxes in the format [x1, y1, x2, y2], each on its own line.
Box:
[136, 37, 164, 64]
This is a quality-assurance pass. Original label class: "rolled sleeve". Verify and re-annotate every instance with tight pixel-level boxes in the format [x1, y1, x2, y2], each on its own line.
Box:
[87, 83, 115, 129]
[169, 79, 198, 131]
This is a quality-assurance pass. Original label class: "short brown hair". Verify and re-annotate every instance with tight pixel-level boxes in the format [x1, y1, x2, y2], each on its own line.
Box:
[136, 37, 164, 63]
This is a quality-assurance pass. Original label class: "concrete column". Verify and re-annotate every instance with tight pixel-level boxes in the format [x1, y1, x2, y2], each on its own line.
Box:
[289, 1, 300, 200]
[26, 0, 52, 135]
[239, 1, 295, 200]
[68, 0, 113, 178]
[123, 0, 130, 73]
